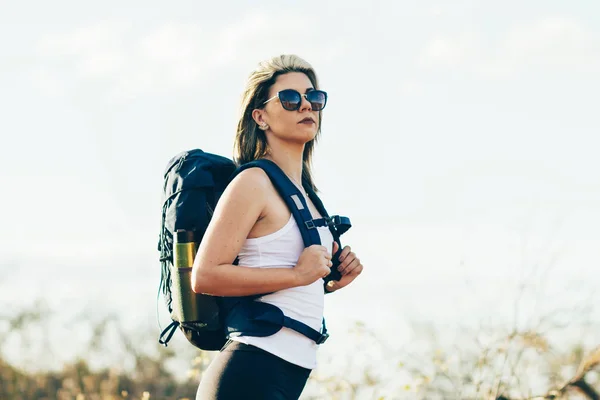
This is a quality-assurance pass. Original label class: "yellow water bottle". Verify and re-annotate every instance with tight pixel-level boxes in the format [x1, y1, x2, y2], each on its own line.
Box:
[171, 229, 202, 323]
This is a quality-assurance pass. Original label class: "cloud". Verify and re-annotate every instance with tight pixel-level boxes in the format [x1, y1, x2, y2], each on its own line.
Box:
[33, 13, 348, 102]
[418, 16, 600, 78]
[38, 19, 128, 77]
[29, 66, 64, 97]
[110, 21, 209, 100]
[418, 33, 479, 69]
[398, 79, 425, 96]
[35, 19, 210, 101]
[492, 16, 599, 75]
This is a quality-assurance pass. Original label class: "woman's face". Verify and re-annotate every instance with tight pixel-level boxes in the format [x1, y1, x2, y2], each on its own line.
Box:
[255, 72, 320, 145]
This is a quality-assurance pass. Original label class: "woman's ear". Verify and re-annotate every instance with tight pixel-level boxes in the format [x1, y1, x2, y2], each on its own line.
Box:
[252, 109, 267, 127]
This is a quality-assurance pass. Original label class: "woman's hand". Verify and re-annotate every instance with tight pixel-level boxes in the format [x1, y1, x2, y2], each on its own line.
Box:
[326, 242, 363, 292]
[294, 244, 333, 286]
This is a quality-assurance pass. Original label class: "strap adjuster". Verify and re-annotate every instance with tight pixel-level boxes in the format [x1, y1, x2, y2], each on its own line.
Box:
[316, 332, 329, 344]
[305, 220, 316, 229]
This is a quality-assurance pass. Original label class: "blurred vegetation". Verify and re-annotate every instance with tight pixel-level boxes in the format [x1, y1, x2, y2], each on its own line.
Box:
[1, 302, 598, 400]
[301, 321, 599, 400]
[0, 303, 202, 400]
[1, 270, 599, 400]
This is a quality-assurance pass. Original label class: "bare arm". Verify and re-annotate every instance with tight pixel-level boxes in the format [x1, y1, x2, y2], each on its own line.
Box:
[191, 168, 299, 297]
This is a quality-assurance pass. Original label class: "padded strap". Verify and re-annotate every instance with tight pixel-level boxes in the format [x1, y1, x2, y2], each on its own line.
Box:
[252, 305, 329, 344]
[233, 160, 352, 283]
[226, 300, 329, 344]
[302, 181, 352, 283]
[233, 160, 322, 247]
[283, 317, 329, 344]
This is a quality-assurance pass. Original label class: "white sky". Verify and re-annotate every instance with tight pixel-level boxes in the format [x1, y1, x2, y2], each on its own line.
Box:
[1, 0, 599, 373]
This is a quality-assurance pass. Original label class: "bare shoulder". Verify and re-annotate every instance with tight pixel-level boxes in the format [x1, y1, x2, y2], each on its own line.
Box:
[216, 167, 272, 214]
[230, 166, 271, 190]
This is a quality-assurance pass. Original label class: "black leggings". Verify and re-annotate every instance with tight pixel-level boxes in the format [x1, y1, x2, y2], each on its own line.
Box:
[196, 341, 312, 400]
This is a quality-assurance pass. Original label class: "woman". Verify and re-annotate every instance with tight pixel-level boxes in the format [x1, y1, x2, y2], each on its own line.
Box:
[192, 54, 364, 399]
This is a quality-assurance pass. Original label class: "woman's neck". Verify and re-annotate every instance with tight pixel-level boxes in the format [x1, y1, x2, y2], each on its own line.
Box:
[264, 141, 305, 185]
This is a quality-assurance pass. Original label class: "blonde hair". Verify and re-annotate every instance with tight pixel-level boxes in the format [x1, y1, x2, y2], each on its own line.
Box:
[233, 54, 322, 191]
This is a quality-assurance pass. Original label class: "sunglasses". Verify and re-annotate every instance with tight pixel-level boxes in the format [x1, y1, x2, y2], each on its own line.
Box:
[263, 89, 328, 111]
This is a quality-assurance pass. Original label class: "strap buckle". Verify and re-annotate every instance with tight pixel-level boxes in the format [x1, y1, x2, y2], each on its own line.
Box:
[327, 215, 341, 226]
[306, 217, 338, 229]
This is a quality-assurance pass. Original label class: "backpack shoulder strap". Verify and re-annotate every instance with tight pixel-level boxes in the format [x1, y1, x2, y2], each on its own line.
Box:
[232, 160, 351, 285]
[303, 184, 352, 238]
[232, 159, 321, 247]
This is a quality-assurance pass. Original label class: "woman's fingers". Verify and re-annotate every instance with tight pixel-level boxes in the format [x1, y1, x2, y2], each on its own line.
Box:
[338, 251, 356, 272]
[338, 245, 351, 262]
[341, 257, 360, 275]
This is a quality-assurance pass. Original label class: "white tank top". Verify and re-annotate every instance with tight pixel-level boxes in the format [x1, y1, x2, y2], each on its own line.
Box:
[230, 214, 334, 370]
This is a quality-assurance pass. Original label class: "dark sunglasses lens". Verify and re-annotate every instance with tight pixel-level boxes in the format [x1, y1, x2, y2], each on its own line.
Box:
[279, 90, 301, 110]
[307, 91, 327, 111]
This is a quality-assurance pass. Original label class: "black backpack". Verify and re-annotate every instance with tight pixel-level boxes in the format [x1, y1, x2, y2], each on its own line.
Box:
[157, 149, 351, 350]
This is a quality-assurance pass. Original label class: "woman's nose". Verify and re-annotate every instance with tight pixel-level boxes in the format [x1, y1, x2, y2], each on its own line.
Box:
[298, 94, 312, 112]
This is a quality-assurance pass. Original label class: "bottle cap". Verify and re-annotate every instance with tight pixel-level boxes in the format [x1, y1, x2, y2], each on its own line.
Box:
[175, 229, 196, 243]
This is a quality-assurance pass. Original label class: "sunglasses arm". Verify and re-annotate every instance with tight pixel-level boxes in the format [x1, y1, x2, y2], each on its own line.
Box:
[263, 94, 279, 105]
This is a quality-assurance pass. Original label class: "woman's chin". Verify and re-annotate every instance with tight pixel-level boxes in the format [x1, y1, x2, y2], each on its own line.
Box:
[296, 127, 318, 142]
[276, 127, 317, 145]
